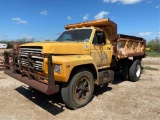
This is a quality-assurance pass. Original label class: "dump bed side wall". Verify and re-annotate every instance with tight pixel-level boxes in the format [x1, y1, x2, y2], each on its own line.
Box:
[114, 37, 146, 59]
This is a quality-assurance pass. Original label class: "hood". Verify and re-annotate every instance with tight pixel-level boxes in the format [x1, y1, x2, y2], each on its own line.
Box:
[20, 41, 90, 55]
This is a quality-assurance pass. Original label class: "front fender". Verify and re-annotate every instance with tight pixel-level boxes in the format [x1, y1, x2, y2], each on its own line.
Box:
[43, 55, 98, 82]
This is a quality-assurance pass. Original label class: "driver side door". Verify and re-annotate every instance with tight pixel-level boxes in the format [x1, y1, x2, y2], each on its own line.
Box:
[90, 30, 112, 69]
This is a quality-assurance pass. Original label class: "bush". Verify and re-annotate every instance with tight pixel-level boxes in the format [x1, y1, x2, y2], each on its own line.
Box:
[147, 37, 160, 52]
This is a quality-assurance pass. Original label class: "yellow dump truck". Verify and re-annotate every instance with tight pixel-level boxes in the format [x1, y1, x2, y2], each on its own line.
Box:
[4, 18, 146, 109]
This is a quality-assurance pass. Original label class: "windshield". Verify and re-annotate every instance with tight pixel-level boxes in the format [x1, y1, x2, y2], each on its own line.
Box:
[56, 29, 92, 42]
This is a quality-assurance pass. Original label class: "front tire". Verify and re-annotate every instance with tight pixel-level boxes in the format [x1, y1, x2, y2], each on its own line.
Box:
[129, 60, 142, 82]
[61, 70, 94, 109]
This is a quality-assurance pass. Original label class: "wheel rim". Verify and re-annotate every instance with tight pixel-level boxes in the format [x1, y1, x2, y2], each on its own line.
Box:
[136, 65, 141, 77]
[74, 76, 90, 101]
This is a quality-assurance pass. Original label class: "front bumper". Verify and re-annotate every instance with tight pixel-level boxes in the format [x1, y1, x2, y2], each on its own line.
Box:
[4, 51, 59, 95]
[4, 70, 59, 95]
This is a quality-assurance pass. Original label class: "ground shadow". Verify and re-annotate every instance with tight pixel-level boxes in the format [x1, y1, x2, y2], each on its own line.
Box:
[15, 85, 65, 116]
[112, 71, 125, 84]
[94, 84, 112, 96]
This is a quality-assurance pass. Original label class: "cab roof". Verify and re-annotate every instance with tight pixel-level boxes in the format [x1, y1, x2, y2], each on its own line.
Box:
[65, 18, 117, 40]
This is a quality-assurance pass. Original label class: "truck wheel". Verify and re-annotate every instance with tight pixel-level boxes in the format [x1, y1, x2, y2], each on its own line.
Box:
[61, 70, 94, 109]
[122, 59, 132, 80]
[129, 60, 142, 82]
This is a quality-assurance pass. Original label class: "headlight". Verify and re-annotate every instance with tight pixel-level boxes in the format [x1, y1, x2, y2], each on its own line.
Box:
[54, 64, 62, 73]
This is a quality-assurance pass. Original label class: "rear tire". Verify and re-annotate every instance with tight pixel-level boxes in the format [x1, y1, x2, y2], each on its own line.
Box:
[122, 59, 132, 80]
[129, 60, 142, 82]
[61, 69, 94, 109]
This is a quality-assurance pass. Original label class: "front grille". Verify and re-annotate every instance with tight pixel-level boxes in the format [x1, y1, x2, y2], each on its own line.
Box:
[20, 47, 43, 72]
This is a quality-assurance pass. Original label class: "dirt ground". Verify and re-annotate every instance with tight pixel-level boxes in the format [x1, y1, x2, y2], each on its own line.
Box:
[0, 57, 160, 120]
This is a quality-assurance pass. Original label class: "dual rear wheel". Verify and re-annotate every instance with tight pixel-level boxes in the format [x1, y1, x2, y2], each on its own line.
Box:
[122, 59, 142, 82]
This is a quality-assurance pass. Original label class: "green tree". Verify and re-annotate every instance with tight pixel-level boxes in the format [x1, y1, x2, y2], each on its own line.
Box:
[147, 37, 160, 52]
[154, 37, 160, 52]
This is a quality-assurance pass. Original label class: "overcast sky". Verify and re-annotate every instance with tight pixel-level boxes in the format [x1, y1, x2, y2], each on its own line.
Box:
[0, 0, 159, 41]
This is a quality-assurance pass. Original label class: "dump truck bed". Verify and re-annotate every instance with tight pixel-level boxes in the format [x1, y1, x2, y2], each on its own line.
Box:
[114, 34, 146, 59]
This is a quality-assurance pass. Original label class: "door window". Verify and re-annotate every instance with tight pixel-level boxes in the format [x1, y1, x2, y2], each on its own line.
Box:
[92, 31, 106, 44]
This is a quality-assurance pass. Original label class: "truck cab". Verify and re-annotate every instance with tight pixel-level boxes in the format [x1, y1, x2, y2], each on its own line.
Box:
[56, 27, 113, 69]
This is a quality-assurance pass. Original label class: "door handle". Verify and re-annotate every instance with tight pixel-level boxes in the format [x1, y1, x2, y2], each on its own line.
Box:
[107, 47, 111, 50]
